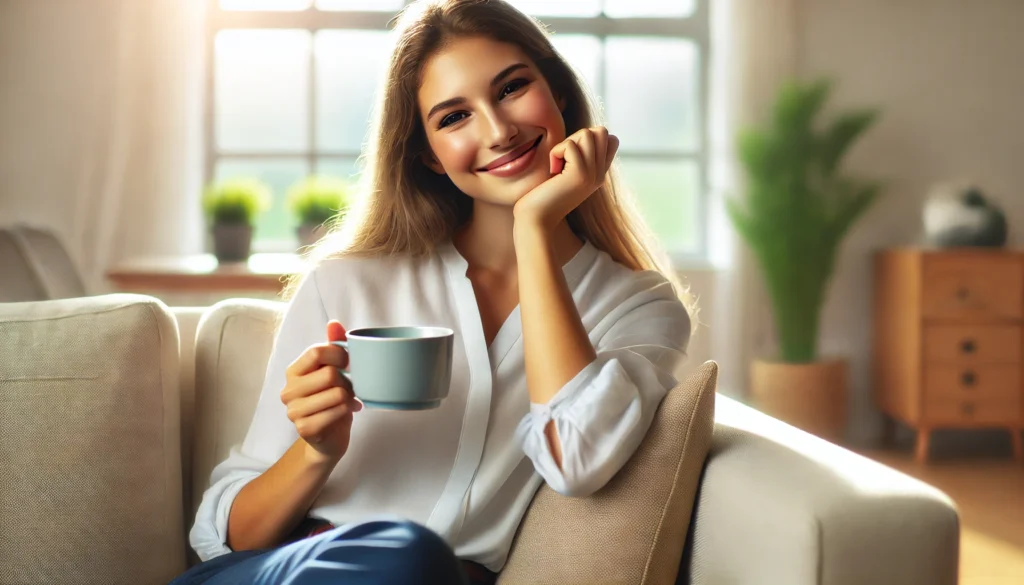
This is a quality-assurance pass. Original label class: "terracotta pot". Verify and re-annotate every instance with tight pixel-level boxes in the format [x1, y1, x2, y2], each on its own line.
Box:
[212, 223, 252, 262]
[750, 358, 848, 443]
[297, 223, 327, 248]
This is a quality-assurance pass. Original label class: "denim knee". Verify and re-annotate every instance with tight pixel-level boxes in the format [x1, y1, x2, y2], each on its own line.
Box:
[378, 520, 465, 585]
[306, 519, 467, 585]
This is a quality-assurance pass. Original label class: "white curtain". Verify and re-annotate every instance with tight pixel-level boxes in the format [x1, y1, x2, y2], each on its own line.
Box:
[707, 0, 802, 398]
[74, 0, 207, 293]
[0, 0, 206, 293]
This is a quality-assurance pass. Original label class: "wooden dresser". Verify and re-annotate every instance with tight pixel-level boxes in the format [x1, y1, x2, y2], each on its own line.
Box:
[873, 248, 1024, 463]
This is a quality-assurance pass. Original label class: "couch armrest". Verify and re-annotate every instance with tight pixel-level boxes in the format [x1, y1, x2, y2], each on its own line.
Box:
[688, 395, 958, 585]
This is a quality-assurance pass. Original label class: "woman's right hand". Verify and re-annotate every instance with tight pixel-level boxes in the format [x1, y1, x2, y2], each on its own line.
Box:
[280, 320, 362, 463]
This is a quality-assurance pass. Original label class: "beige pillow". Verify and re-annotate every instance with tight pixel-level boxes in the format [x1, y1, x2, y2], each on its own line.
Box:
[498, 360, 718, 585]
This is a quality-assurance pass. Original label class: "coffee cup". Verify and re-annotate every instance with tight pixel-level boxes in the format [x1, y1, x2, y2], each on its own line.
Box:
[331, 326, 454, 410]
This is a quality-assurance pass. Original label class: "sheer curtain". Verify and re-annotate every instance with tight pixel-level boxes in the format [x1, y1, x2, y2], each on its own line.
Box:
[0, 0, 206, 293]
[707, 0, 802, 398]
[72, 0, 207, 293]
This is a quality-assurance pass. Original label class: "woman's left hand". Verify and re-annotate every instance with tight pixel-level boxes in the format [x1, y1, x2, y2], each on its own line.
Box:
[513, 126, 620, 230]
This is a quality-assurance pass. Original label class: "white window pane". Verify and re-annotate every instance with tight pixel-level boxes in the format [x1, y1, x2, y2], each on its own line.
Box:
[605, 37, 698, 152]
[220, 0, 311, 10]
[316, 0, 404, 10]
[618, 159, 699, 252]
[506, 1, 600, 17]
[549, 34, 601, 95]
[215, 30, 311, 152]
[317, 158, 364, 185]
[316, 31, 393, 152]
[603, 0, 695, 18]
[215, 158, 310, 246]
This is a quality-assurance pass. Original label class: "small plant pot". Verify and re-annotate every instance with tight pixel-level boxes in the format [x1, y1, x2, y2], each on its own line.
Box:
[296, 223, 327, 249]
[750, 357, 848, 443]
[212, 223, 253, 262]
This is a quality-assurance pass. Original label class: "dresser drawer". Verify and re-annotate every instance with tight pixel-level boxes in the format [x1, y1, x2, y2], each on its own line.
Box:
[924, 396, 1022, 424]
[923, 325, 1021, 363]
[921, 255, 1023, 320]
[924, 364, 1020, 402]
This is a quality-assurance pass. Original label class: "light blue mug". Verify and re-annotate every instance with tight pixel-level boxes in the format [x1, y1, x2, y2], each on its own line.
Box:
[331, 326, 454, 410]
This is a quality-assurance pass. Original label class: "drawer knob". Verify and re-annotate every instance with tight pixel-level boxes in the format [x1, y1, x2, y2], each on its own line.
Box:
[961, 371, 977, 386]
[961, 402, 975, 416]
[956, 286, 970, 301]
[960, 339, 976, 353]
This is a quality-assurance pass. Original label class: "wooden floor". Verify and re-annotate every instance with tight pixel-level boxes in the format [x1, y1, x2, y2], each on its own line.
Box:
[860, 448, 1024, 585]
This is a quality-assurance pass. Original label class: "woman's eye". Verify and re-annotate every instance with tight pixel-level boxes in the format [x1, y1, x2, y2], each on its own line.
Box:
[439, 112, 467, 128]
[500, 79, 530, 99]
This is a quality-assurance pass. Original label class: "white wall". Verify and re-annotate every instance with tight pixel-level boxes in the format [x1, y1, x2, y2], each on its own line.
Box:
[799, 0, 1024, 442]
[0, 1, 111, 230]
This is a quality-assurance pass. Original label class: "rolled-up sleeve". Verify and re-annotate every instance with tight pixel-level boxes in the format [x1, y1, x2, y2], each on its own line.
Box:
[515, 281, 691, 497]
[189, 270, 330, 561]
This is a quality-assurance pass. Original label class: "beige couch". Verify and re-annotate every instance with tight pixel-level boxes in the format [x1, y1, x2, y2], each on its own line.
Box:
[0, 294, 960, 585]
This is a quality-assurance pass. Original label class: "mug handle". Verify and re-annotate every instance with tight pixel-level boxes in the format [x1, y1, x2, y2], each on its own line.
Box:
[330, 340, 352, 381]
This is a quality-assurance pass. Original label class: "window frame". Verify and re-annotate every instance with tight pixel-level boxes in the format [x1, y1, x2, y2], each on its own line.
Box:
[204, 0, 711, 263]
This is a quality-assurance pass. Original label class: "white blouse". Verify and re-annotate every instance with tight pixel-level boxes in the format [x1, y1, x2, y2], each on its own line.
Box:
[190, 239, 692, 571]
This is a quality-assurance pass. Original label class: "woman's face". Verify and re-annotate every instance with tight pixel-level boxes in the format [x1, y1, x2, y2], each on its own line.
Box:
[417, 35, 567, 207]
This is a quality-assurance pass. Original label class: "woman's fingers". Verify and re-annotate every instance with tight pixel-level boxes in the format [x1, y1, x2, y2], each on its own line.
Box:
[287, 385, 361, 421]
[294, 403, 354, 444]
[281, 364, 352, 404]
[605, 134, 620, 175]
[549, 141, 568, 175]
[561, 140, 587, 186]
[285, 343, 348, 378]
[551, 126, 618, 183]
[590, 127, 608, 178]
[575, 130, 597, 182]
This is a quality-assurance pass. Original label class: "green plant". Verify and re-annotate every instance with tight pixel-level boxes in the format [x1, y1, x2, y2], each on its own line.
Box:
[202, 177, 271, 226]
[286, 175, 352, 227]
[726, 78, 884, 363]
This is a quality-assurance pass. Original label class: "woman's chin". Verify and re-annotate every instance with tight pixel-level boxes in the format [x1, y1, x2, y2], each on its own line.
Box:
[458, 167, 551, 208]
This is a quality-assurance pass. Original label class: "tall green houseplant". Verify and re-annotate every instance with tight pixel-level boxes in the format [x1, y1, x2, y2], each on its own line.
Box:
[726, 79, 883, 363]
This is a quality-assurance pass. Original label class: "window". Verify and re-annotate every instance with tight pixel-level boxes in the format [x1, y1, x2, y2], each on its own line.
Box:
[206, 0, 709, 260]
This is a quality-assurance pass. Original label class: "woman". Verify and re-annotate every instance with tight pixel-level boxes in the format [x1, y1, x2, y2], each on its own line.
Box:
[174, 0, 694, 583]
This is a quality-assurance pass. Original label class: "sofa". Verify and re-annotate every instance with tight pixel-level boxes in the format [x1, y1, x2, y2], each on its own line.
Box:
[0, 294, 960, 585]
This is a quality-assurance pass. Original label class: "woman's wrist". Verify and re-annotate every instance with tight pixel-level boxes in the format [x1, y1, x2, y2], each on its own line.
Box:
[512, 213, 556, 249]
[301, 440, 344, 470]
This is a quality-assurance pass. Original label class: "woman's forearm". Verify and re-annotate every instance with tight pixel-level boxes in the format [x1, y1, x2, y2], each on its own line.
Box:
[514, 221, 597, 467]
[226, 438, 340, 552]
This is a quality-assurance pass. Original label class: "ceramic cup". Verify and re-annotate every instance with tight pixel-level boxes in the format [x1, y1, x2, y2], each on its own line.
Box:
[331, 326, 454, 410]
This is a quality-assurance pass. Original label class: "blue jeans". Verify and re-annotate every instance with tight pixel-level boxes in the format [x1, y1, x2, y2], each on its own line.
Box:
[170, 518, 491, 585]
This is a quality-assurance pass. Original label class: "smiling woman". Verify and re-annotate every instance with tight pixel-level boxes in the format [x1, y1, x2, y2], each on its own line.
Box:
[177, 2, 696, 584]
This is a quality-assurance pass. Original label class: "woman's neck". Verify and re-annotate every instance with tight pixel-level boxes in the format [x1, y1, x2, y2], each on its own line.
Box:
[452, 201, 583, 274]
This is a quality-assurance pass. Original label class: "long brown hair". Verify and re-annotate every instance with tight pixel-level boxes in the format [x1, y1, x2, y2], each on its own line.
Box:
[283, 0, 697, 326]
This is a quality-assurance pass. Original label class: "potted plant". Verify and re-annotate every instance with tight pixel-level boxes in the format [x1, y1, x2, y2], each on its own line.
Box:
[725, 78, 884, 442]
[202, 177, 271, 262]
[286, 175, 352, 248]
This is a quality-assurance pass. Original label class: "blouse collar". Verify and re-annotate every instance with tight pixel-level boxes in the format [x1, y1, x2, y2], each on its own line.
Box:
[439, 236, 598, 290]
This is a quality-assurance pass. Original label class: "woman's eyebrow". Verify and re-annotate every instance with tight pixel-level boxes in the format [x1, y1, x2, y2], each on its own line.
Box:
[426, 63, 530, 121]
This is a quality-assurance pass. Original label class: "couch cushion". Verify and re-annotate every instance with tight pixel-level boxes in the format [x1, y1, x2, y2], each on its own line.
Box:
[0, 294, 185, 585]
[497, 360, 718, 585]
[190, 299, 282, 527]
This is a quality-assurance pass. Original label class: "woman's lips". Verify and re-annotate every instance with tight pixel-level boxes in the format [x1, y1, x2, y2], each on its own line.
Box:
[479, 136, 542, 178]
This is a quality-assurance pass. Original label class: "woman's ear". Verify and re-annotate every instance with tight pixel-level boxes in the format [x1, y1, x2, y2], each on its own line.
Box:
[555, 92, 567, 113]
[422, 150, 446, 175]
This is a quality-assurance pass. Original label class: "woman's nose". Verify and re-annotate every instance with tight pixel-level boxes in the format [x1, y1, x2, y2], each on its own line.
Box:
[482, 109, 518, 148]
